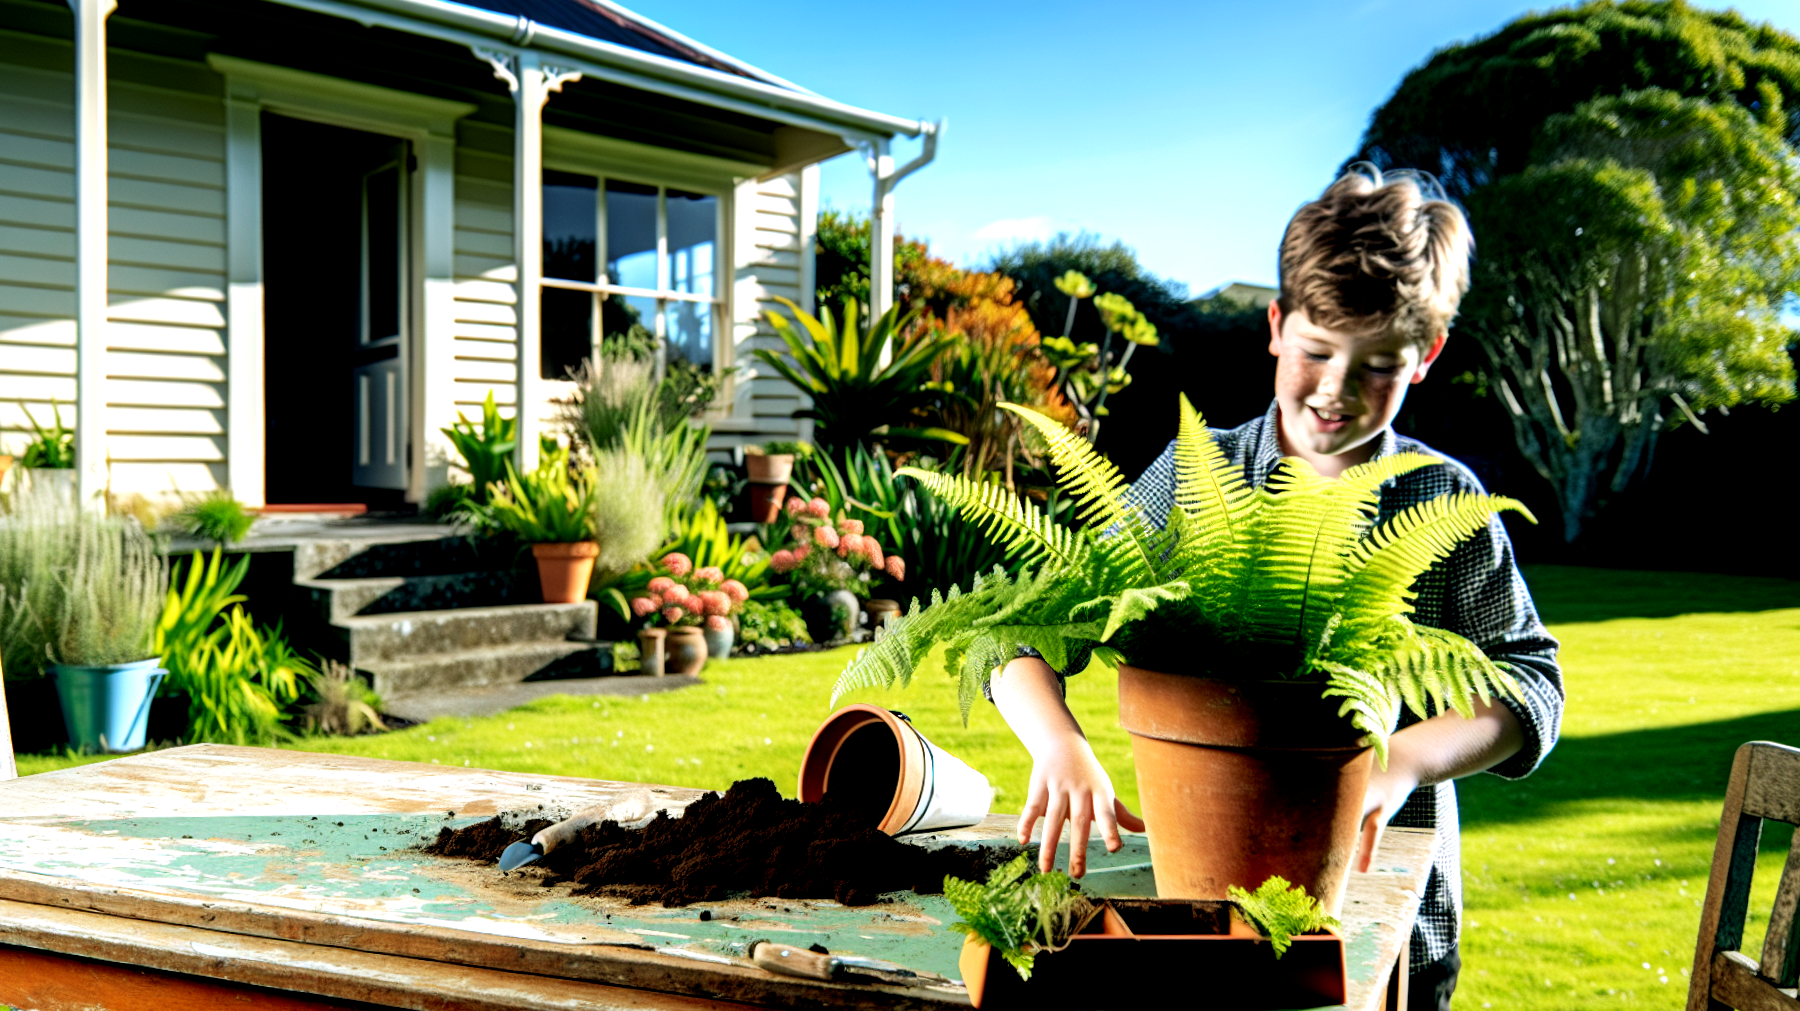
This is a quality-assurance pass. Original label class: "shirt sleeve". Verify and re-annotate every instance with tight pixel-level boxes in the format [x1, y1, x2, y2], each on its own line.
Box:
[1413, 513, 1565, 780]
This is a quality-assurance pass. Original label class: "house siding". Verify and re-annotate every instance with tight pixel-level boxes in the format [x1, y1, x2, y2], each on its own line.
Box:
[0, 29, 228, 496]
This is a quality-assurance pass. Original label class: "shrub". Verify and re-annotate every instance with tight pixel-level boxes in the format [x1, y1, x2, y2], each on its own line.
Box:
[440, 391, 516, 508]
[736, 598, 811, 651]
[298, 660, 385, 736]
[18, 400, 75, 469]
[482, 444, 598, 544]
[165, 491, 256, 545]
[0, 481, 165, 674]
[156, 550, 304, 746]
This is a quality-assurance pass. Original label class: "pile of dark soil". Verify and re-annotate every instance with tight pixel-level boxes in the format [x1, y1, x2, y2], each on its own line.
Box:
[424, 777, 1024, 906]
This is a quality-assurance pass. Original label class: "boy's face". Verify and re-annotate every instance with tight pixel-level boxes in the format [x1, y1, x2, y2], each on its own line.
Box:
[1267, 303, 1445, 474]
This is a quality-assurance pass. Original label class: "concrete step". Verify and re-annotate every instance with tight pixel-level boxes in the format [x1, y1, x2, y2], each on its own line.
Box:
[299, 576, 408, 623]
[361, 640, 602, 699]
[299, 570, 537, 624]
[358, 640, 612, 697]
[340, 602, 597, 662]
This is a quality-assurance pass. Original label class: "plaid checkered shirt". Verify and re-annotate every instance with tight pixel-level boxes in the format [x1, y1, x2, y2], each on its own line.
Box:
[1031, 401, 1565, 974]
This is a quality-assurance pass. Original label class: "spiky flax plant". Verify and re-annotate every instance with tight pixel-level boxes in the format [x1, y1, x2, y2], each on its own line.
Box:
[831, 395, 1531, 764]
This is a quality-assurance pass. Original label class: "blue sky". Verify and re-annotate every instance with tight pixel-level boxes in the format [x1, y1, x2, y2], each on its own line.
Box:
[628, 0, 1800, 297]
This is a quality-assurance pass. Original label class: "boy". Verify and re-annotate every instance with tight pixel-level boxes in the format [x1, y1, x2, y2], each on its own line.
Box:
[991, 167, 1564, 1010]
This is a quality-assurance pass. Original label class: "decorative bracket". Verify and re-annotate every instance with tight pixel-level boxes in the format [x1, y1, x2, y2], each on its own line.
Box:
[542, 63, 582, 96]
[471, 46, 518, 94]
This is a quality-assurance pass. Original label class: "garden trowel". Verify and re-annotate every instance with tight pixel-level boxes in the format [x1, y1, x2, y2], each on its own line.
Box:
[498, 788, 657, 872]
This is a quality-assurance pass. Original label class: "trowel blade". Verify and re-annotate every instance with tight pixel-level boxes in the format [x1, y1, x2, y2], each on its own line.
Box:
[499, 840, 543, 872]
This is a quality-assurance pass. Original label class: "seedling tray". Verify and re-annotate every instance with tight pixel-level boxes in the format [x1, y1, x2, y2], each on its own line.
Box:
[961, 898, 1346, 1010]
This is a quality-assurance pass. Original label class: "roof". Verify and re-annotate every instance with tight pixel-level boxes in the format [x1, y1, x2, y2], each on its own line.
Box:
[458, 0, 805, 91]
[1198, 282, 1278, 309]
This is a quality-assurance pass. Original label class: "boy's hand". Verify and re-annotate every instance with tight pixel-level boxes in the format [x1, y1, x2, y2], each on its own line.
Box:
[988, 655, 1144, 877]
[1016, 733, 1145, 877]
[1353, 697, 1525, 872]
[1354, 759, 1420, 873]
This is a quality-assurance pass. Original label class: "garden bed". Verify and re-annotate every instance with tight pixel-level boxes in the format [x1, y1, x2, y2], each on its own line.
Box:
[425, 777, 1021, 906]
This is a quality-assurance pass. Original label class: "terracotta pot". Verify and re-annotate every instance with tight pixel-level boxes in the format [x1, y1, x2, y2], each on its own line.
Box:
[1117, 665, 1373, 917]
[797, 704, 991, 835]
[863, 598, 901, 633]
[636, 628, 666, 677]
[746, 482, 788, 524]
[531, 541, 598, 604]
[745, 453, 794, 486]
[665, 626, 708, 675]
[0, 455, 12, 490]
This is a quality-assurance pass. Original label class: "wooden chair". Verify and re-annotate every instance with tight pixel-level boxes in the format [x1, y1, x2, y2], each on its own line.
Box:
[1690, 741, 1800, 1010]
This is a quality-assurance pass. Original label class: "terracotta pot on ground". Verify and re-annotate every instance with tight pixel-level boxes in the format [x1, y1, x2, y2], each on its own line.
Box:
[531, 541, 598, 604]
[1117, 665, 1373, 916]
[745, 482, 788, 524]
[636, 628, 666, 676]
[665, 627, 708, 675]
[745, 453, 794, 486]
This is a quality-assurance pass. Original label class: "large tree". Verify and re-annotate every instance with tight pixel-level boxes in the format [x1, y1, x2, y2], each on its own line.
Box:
[1349, 1, 1800, 540]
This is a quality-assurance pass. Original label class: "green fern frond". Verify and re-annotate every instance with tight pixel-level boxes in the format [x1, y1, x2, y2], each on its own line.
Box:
[1337, 493, 1532, 638]
[1316, 660, 1400, 768]
[1000, 403, 1159, 578]
[1375, 624, 1524, 721]
[897, 467, 1087, 566]
[1171, 394, 1255, 552]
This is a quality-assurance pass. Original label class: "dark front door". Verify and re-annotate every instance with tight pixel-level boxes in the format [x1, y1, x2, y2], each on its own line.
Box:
[261, 114, 412, 509]
[353, 143, 408, 490]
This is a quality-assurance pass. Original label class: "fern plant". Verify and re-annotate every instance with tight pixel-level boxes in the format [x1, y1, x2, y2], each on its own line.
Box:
[831, 395, 1530, 764]
[944, 853, 1094, 981]
[1228, 876, 1340, 958]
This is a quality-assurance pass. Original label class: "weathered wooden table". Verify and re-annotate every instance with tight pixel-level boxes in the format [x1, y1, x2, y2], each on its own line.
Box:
[0, 746, 1431, 1010]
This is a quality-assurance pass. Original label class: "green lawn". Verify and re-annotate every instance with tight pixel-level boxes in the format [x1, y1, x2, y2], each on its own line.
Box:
[16, 563, 1800, 1009]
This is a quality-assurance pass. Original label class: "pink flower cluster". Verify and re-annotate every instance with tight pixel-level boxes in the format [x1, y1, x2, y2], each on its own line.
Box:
[769, 502, 906, 583]
[629, 552, 749, 628]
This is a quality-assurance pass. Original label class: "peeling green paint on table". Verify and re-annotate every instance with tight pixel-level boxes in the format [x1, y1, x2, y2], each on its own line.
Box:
[0, 746, 1430, 1010]
[0, 809, 1155, 980]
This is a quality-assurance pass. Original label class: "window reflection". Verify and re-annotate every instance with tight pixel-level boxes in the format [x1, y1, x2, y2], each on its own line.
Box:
[542, 171, 598, 378]
[665, 190, 716, 299]
[605, 180, 658, 291]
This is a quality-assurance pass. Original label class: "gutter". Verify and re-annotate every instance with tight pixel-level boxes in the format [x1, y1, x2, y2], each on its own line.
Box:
[276, 0, 927, 140]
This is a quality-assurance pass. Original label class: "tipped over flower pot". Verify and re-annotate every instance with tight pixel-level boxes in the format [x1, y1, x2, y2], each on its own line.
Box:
[1119, 666, 1372, 916]
[798, 703, 992, 834]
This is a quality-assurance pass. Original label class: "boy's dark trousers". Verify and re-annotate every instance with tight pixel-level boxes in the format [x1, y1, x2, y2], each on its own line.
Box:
[1408, 946, 1461, 1011]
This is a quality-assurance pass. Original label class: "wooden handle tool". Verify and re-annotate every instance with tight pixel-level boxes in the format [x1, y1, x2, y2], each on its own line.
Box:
[498, 789, 656, 871]
[748, 940, 841, 981]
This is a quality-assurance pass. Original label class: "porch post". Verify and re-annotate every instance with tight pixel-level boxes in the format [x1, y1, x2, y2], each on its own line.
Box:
[70, 0, 116, 508]
[866, 138, 894, 324]
[474, 48, 579, 472]
[864, 122, 941, 329]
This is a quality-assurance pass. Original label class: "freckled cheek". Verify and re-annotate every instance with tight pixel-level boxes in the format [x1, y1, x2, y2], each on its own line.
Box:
[1360, 375, 1403, 412]
[1274, 356, 1319, 398]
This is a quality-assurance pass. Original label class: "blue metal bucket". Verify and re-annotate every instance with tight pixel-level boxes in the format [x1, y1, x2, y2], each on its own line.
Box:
[51, 658, 167, 753]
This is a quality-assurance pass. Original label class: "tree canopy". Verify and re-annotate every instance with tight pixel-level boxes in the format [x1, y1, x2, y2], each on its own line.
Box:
[1349, 0, 1800, 202]
[1348, 1, 1800, 541]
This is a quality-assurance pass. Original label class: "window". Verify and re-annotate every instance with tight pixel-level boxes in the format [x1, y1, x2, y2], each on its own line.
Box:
[540, 171, 722, 381]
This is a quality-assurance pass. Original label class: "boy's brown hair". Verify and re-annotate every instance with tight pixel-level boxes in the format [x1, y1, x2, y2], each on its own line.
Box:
[1277, 165, 1473, 346]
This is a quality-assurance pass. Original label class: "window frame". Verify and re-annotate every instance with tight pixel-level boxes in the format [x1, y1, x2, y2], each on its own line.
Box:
[538, 170, 729, 383]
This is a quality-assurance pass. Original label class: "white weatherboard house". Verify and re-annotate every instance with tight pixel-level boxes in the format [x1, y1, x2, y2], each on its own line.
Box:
[0, 0, 937, 510]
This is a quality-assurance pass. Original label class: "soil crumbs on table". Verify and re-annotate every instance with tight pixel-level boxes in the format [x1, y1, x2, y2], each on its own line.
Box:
[424, 777, 1024, 906]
